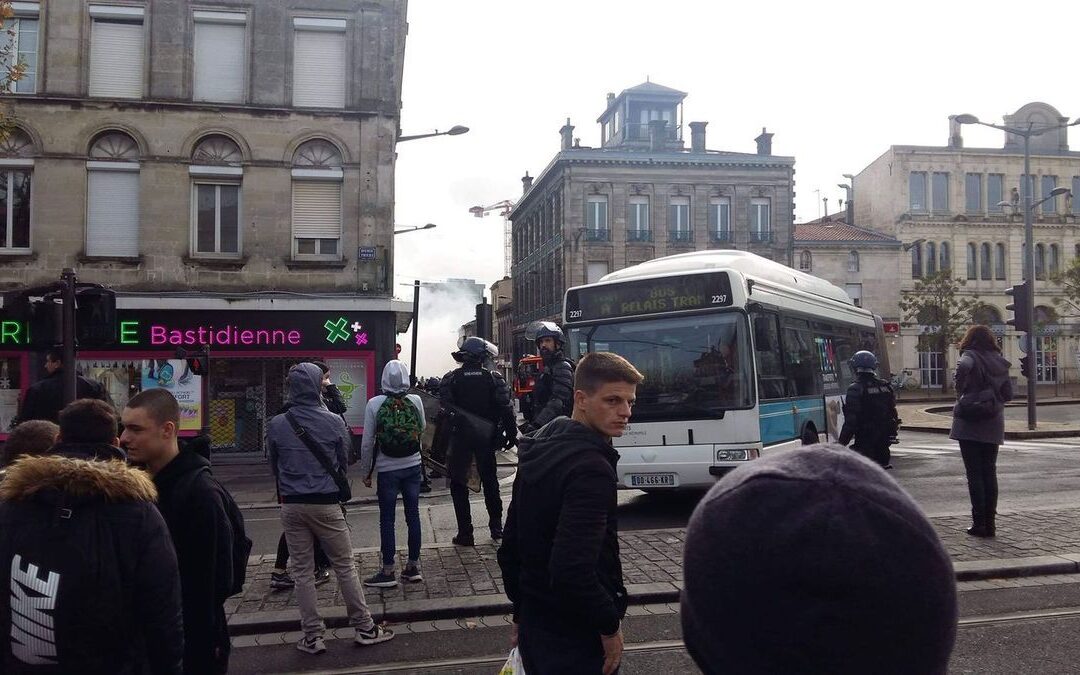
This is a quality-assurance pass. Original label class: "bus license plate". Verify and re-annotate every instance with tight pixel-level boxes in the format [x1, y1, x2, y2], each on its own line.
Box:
[630, 473, 676, 487]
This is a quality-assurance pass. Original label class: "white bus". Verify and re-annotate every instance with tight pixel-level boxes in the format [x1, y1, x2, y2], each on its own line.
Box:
[563, 250, 888, 491]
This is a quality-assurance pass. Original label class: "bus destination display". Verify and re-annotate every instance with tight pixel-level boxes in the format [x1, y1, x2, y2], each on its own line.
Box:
[565, 272, 734, 322]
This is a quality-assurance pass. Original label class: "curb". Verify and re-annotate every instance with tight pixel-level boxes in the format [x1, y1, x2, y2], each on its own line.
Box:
[899, 423, 1080, 440]
[227, 554, 1080, 636]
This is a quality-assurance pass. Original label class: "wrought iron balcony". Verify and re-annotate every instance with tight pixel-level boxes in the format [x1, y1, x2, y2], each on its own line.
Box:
[627, 229, 652, 243]
[584, 228, 610, 242]
[669, 229, 693, 244]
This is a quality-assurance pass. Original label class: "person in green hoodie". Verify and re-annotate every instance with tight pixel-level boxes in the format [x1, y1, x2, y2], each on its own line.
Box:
[498, 351, 643, 675]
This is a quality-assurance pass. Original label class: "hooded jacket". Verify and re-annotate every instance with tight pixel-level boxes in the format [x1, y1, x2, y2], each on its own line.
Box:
[0, 445, 184, 675]
[359, 360, 425, 476]
[267, 362, 352, 501]
[497, 417, 627, 637]
[950, 349, 1013, 445]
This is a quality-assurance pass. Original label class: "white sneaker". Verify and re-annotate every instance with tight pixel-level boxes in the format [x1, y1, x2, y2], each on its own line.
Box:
[296, 635, 326, 654]
[355, 624, 395, 646]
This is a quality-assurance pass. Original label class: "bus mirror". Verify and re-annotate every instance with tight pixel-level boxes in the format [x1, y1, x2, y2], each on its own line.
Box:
[753, 317, 772, 351]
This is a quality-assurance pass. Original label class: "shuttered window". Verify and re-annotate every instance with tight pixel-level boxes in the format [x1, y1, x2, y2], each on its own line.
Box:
[292, 20, 346, 108]
[292, 181, 341, 257]
[89, 18, 144, 98]
[86, 168, 139, 257]
[194, 13, 246, 103]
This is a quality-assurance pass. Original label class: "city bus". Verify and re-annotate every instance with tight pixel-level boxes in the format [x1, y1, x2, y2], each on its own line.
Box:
[563, 250, 888, 491]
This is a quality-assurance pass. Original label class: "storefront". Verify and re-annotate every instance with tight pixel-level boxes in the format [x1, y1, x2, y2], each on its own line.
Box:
[0, 299, 411, 455]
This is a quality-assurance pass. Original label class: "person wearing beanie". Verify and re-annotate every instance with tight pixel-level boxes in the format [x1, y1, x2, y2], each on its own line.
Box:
[681, 443, 957, 675]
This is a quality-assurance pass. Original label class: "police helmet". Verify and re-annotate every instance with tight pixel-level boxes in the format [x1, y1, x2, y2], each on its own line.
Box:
[528, 321, 565, 347]
[453, 336, 498, 364]
[849, 350, 879, 373]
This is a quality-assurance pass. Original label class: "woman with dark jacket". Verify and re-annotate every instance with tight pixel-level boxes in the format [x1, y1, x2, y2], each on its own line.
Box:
[950, 325, 1013, 538]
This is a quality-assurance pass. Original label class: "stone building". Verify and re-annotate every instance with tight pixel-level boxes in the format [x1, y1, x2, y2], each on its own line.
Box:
[853, 102, 1080, 388]
[508, 81, 796, 363]
[490, 276, 512, 375]
[0, 0, 411, 452]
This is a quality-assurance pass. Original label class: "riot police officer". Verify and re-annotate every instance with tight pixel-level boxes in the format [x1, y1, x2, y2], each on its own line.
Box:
[838, 350, 900, 469]
[439, 337, 517, 546]
[520, 322, 575, 434]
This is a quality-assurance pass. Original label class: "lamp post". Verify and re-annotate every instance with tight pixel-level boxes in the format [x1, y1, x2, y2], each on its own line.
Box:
[956, 113, 1080, 429]
[397, 125, 470, 143]
[394, 223, 437, 235]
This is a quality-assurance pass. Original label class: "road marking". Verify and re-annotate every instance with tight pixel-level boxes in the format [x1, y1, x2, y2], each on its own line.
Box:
[893, 448, 953, 456]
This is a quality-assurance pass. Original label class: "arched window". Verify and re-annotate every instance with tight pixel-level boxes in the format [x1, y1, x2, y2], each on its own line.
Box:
[966, 242, 977, 279]
[911, 243, 923, 278]
[1035, 244, 1046, 280]
[1049, 244, 1060, 277]
[939, 242, 950, 271]
[995, 243, 1006, 281]
[799, 250, 812, 271]
[192, 135, 243, 165]
[191, 135, 244, 257]
[980, 243, 992, 280]
[848, 250, 859, 272]
[0, 128, 34, 251]
[0, 128, 34, 157]
[926, 242, 937, 275]
[86, 131, 140, 257]
[291, 139, 344, 259]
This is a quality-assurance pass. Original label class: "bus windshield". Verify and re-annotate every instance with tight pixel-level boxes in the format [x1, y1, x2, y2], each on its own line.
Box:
[568, 312, 753, 423]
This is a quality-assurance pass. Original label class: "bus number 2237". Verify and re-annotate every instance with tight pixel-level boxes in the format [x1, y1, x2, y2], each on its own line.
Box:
[711, 295, 728, 304]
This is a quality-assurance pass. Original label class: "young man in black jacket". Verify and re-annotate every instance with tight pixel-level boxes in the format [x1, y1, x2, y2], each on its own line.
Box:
[121, 389, 238, 675]
[0, 398, 183, 674]
[498, 352, 643, 675]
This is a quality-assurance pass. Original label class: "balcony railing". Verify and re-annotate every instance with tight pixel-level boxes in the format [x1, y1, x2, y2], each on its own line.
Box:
[710, 229, 733, 243]
[584, 228, 609, 242]
[669, 229, 693, 244]
[627, 229, 652, 243]
[749, 230, 772, 243]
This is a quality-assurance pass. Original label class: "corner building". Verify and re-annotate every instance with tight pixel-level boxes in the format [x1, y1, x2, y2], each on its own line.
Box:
[0, 0, 411, 453]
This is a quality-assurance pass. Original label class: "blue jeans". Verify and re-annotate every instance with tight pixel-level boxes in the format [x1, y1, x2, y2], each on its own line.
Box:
[376, 464, 423, 567]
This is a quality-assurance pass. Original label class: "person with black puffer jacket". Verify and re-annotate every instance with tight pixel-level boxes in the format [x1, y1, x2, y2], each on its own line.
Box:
[0, 398, 183, 675]
[520, 322, 575, 434]
[498, 352, 644, 675]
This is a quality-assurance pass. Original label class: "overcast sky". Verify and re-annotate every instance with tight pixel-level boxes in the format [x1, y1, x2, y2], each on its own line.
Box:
[392, 0, 1078, 375]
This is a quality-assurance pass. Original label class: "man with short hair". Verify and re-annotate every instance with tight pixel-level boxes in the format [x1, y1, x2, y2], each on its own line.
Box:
[0, 419, 59, 468]
[121, 389, 238, 675]
[681, 444, 957, 674]
[17, 349, 108, 424]
[0, 398, 183, 674]
[498, 352, 643, 675]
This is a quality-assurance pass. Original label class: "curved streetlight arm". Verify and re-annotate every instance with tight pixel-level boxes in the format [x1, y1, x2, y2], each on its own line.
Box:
[398, 125, 470, 143]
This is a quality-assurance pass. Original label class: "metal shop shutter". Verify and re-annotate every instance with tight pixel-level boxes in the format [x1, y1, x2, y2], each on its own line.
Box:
[89, 20, 144, 98]
[194, 21, 246, 103]
[292, 30, 346, 108]
[292, 181, 342, 239]
[86, 170, 140, 257]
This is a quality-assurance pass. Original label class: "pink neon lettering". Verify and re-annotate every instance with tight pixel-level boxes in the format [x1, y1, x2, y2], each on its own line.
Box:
[288, 330, 301, 345]
[240, 330, 253, 345]
[151, 325, 167, 345]
[147, 324, 303, 346]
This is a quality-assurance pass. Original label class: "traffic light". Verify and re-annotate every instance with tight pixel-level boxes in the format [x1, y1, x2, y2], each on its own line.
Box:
[1005, 281, 1031, 334]
[175, 347, 209, 376]
[75, 287, 117, 346]
[1019, 355, 1032, 379]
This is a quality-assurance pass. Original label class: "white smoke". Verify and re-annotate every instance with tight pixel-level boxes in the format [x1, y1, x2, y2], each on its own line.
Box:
[395, 278, 487, 380]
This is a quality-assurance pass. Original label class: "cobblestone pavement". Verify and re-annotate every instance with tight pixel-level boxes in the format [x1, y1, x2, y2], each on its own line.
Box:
[227, 508, 1080, 620]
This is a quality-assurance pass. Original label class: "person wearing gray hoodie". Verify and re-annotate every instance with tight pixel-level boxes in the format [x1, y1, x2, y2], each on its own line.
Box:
[266, 362, 394, 655]
[950, 324, 1013, 538]
[358, 360, 426, 589]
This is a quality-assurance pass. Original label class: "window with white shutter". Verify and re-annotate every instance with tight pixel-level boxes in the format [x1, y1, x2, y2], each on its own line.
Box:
[292, 18, 346, 108]
[194, 11, 246, 103]
[86, 131, 140, 257]
[89, 6, 145, 99]
[292, 182, 341, 258]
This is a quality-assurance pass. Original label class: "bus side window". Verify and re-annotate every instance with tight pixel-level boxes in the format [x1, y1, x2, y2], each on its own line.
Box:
[752, 312, 787, 400]
[784, 327, 823, 397]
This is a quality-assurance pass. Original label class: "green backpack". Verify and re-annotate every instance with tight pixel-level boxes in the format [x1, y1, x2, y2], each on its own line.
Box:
[375, 393, 423, 458]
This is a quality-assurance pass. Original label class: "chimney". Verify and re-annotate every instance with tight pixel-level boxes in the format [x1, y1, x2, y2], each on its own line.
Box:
[948, 115, 963, 149]
[521, 172, 533, 194]
[648, 119, 668, 152]
[689, 121, 708, 153]
[755, 127, 773, 155]
[560, 118, 574, 151]
[606, 92, 615, 107]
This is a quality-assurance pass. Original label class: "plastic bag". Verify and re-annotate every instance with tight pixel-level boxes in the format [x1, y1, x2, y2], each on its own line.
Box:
[498, 647, 525, 675]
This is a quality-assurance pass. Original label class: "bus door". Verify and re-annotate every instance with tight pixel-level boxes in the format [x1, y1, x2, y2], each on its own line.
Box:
[751, 310, 795, 445]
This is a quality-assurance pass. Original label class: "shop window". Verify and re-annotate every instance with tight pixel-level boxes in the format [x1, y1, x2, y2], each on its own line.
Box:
[0, 356, 23, 431]
[79, 358, 204, 431]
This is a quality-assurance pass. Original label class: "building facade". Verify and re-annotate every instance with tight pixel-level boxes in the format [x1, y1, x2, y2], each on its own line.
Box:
[0, 0, 411, 451]
[853, 102, 1080, 387]
[509, 82, 796, 363]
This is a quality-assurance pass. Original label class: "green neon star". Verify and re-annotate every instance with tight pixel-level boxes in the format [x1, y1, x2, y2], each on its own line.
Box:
[324, 317, 351, 343]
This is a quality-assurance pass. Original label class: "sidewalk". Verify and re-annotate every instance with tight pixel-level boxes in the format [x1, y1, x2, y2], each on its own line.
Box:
[227, 506, 1080, 635]
[898, 400, 1080, 439]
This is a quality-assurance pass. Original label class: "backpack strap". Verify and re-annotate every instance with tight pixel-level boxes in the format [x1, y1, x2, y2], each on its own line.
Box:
[284, 410, 350, 497]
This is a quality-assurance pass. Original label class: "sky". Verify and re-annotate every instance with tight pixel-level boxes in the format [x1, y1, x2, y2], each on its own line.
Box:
[392, 0, 1080, 376]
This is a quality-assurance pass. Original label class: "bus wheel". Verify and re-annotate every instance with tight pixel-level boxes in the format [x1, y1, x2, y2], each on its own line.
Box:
[800, 425, 819, 445]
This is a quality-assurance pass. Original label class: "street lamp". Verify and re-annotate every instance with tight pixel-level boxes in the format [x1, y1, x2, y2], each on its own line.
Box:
[394, 223, 437, 235]
[397, 125, 470, 143]
[956, 113, 1080, 429]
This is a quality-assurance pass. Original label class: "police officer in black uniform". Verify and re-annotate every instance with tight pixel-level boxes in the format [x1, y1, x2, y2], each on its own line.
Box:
[838, 350, 900, 469]
[440, 337, 517, 546]
[520, 322, 575, 434]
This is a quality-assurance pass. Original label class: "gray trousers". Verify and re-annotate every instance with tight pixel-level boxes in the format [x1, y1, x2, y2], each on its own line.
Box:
[281, 503, 375, 638]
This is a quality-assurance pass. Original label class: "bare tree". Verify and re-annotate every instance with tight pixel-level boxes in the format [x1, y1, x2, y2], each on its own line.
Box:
[899, 271, 985, 394]
[0, 1, 26, 140]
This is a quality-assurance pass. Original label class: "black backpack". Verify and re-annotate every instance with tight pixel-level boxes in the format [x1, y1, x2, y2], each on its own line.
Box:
[171, 467, 253, 600]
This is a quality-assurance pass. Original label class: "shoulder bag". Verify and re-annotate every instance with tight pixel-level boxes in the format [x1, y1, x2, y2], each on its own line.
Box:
[953, 354, 997, 421]
[284, 410, 352, 502]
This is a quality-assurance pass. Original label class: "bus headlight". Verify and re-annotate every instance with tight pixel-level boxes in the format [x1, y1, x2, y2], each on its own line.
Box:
[716, 449, 749, 462]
